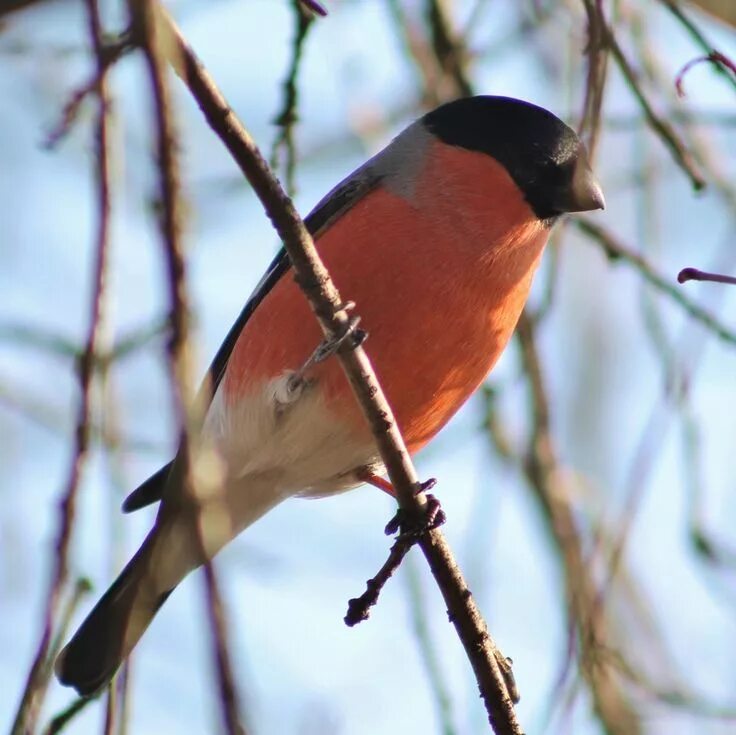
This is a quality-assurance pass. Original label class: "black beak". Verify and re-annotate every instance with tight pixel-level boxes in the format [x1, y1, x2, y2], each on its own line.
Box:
[567, 153, 605, 213]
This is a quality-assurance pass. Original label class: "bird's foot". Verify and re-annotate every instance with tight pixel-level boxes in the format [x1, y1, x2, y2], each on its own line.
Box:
[287, 304, 366, 392]
[384, 487, 445, 537]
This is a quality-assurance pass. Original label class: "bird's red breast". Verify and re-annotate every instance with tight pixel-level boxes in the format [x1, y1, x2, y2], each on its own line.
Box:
[223, 139, 548, 454]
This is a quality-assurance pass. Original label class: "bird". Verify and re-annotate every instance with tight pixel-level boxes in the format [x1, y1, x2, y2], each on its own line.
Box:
[55, 95, 604, 695]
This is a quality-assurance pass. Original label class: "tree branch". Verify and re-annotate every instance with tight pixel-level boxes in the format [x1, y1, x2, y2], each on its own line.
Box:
[10, 1, 112, 729]
[129, 2, 247, 734]
[157, 7, 522, 733]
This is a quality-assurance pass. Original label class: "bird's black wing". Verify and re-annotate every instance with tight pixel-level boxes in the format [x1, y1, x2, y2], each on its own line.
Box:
[122, 170, 383, 512]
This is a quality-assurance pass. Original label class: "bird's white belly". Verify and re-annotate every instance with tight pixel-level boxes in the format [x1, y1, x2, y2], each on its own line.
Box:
[203, 372, 379, 499]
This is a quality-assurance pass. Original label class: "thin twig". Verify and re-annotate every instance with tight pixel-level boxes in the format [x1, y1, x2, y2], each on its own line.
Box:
[129, 3, 246, 734]
[270, 0, 314, 196]
[42, 696, 93, 735]
[45, 33, 131, 149]
[10, 1, 112, 729]
[659, 0, 736, 94]
[598, 11, 706, 189]
[678, 266, 736, 285]
[675, 51, 736, 97]
[158, 8, 522, 733]
[576, 218, 736, 347]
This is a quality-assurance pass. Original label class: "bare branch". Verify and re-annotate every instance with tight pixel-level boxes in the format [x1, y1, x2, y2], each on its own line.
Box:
[270, 0, 314, 196]
[678, 266, 736, 285]
[10, 0, 112, 728]
[128, 2, 246, 733]
[675, 51, 736, 97]
[659, 0, 736, 94]
[597, 7, 706, 190]
[157, 7, 522, 732]
[515, 313, 642, 735]
[577, 218, 736, 347]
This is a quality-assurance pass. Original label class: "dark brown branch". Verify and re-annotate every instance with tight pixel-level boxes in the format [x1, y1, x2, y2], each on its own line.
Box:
[158, 8, 521, 733]
[44, 33, 131, 149]
[129, 3, 246, 734]
[10, 1, 112, 729]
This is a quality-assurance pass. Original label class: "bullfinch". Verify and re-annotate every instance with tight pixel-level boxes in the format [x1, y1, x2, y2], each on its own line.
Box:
[55, 95, 604, 695]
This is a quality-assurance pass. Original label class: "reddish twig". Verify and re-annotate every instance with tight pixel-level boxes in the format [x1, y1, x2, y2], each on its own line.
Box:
[297, 0, 327, 17]
[10, 1, 112, 731]
[678, 267, 736, 285]
[675, 50, 736, 97]
[129, 3, 246, 734]
[157, 7, 522, 733]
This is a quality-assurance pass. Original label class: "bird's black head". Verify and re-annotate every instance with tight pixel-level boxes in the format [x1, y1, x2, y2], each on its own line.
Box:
[422, 96, 604, 223]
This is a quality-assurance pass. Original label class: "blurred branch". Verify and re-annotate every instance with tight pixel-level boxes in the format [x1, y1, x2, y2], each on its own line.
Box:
[10, 0, 112, 729]
[398, 3, 642, 730]
[596, 4, 706, 189]
[425, 0, 472, 97]
[45, 31, 132, 148]
[270, 0, 314, 196]
[0, 375, 162, 453]
[679, 266, 736, 285]
[578, 0, 610, 159]
[660, 0, 736, 93]
[514, 313, 642, 735]
[576, 218, 736, 347]
[128, 2, 246, 734]
[675, 50, 736, 97]
[158, 7, 522, 732]
[687, 0, 736, 26]
[405, 556, 458, 735]
[0, 0, 61, 17]
[297, 0, 326, 17]
[0, 317, 166, 365]
[42, 697, 92, 735]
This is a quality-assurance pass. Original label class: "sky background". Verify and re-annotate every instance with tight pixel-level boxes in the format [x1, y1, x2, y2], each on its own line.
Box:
[2, 1, 736, 733]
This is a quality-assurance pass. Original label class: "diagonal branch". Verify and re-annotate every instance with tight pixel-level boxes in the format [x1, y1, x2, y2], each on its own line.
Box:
[157, 7, 522, 733]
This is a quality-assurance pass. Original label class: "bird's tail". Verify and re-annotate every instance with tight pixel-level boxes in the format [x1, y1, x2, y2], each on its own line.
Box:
[54, 525, 180, 696]
[55, 473, 287, 696]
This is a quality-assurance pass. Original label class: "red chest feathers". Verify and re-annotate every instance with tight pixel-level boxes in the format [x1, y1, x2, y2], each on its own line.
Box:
[225, 143, 549, 453]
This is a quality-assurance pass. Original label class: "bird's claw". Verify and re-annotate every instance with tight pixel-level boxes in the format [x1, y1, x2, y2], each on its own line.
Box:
[288, 305, 366, 392]
[384, 489, 445, 537]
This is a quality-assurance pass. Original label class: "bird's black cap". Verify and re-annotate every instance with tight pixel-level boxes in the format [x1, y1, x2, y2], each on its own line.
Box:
[423, 96, 604, 222]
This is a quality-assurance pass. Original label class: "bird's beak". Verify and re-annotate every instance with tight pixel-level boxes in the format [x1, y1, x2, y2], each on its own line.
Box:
[567, 153, 605, 212]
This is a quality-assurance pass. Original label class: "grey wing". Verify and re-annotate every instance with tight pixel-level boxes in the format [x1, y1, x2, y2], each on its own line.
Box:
[122, 168, 384, 512]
